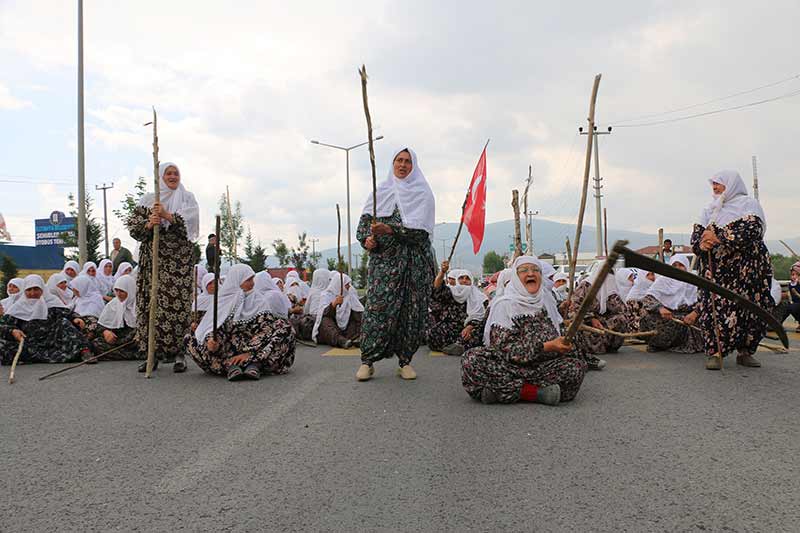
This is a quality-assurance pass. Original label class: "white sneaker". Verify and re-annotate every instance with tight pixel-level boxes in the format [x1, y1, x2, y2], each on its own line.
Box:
[355, 364, 374, 381]
[398, 365, 417, 380]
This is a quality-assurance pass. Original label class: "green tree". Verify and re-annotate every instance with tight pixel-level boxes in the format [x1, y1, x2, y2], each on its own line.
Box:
[771, 254, 796, 279]
[218, 195, 244, 260]
[62, 192, 103, 263]
[242, 226, 268, 271]
[273, 239, 290, 267]
[354, 252, 369, 289]
[290, 232, 310, 271]
[113, 176, 148, 223]
[326, 257, 337, 270]
[192, 242, 202, 265]
[0, 255, 19, 298]
[482, 251, 506, 274]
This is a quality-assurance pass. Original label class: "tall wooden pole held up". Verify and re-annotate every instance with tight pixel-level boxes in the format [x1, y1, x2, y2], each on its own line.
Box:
[145, 107, 160, 378]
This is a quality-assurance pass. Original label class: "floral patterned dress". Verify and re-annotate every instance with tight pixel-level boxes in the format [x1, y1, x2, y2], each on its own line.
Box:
[85, 321, 140, 360]
[186, 312, 295, 376]
[569, 282, 628, 354]
[127, 206, 194, 362]
[638, 295, 704, 353]
[426, 284, 484, 352]
[690, 215, 772, 357]
[0, 308, 90, 364]
[356, 209, 436, 367]
[461, 312, 587, 404]
[316, 305, 362, 348]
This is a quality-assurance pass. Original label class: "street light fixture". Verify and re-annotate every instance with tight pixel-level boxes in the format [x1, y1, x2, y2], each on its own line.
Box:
[310, 135, 384, 275]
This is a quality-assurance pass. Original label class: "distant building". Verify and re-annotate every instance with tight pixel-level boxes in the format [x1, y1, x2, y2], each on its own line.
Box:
[266, 267, 308, 281]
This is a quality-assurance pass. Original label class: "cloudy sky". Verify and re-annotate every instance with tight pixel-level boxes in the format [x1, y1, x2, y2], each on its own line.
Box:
[1, 0, 798, 256]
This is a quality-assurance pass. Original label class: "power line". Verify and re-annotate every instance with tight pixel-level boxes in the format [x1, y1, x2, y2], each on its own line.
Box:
[614, 88, 800, 128]
[0, 175, 74, 185]
[612, 72, 800, 124]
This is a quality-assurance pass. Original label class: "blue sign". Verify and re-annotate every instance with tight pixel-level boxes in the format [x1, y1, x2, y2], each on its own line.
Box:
[35, 212, 77, 247]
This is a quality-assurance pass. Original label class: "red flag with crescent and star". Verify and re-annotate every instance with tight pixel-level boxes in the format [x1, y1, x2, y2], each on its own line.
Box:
[462, 145, 487, 253]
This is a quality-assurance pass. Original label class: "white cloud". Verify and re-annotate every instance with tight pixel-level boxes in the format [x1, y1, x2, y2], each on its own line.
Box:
[0, 83, 33, 110]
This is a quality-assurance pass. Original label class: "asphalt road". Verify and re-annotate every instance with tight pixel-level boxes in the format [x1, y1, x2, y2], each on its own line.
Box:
[2, 329, 799, 532]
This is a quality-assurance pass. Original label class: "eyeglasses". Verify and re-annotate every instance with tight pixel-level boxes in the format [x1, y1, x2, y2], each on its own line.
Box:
[515, 265, 541, 275]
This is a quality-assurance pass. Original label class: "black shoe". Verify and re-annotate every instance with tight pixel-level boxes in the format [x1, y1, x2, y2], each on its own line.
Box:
[480, 388, 498, 404]
[227, 365, 245, 381]
[173, 359, 187, 373]
[138, 360, 158, 373]
[243, 364, 261, 380]
[442, 343, 465, 356]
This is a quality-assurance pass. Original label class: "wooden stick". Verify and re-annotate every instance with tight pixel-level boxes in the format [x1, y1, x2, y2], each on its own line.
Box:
[447, 139, 490, 264]
[571, 74, 602, 292]
[193, 264, 198, 322]
[707, 252, 725, 371]
[759, 342, 788, 353]
[358, 65, 378, 220]
[658, 228, 664, 262]
[512, 190, 522, 259]
[38, 341, 136, 381]
[778, 239, 799, 259]
[670, 316, 703, 333]
[603, 207, 609, 257]
[336, 204, 344, 295]
[145, 107, 160, 379]
[213, 215, 221, 340]
[8, 338, 24, 384]
[523, 164, 532, 253]
[579, 324, 657, 338]
[565, 237, 574, 294]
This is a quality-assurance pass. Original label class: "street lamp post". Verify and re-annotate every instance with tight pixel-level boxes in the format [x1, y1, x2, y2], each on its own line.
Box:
[310, 135, 384, 276]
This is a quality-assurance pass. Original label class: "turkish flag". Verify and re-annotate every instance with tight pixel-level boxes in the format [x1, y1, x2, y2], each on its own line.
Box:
[462, 146, 487, 254]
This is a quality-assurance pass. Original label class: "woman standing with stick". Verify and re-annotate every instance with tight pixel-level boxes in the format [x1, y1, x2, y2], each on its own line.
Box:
[355, 147, 436, 381]
[127, 162, 199, 373]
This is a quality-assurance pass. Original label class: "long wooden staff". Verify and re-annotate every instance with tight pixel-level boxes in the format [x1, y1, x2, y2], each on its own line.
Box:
[570, 74, 602, 295]
[658, 228, 665, 262]
[213, 215, 221, 340]
[336, 204, 344, 295]
[580, 324, 657, 338]
[447, 139, 490, 264]
[38, 340, 136, 381]
[779, 239, 799, 259]
[707, 251, 725, 371]
[358, 65, 378, 220]
[603, 208, 609, 257]
[144, 107, 159, 379]
[670, 317, 786, 353]
[7, 338, 24, 384]
[512, 190, 522, 259]
[193, 264, 198, 322]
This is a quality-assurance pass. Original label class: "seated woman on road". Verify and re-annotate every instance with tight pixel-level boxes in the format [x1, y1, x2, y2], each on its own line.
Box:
[569, 268, 628, 357]
[427, 262, 487, 356]
[551, 272, 569, 304]
[193, 272, 218, 323]
[638, 255, 703, 353]
[624, 270, 655, 330]
[79, 262, 103, 297]
[774, 263, 800, 332]
[461, 256, 587, 406]
[254, 272, 290, 319]
[0, 277, 24, 316]
[312, 273, 364, 348]
[0, 275, 91, 365]
[292, 268, 330, 340]
[187, 264, 295, 381]
[615, 268, 637, 301]
[114, 262, 134, 282]
[87, 275, 140, 361]
[97, 259, 115, 300]
[62, 260, 80, 281]
[68, 275, 107, 337]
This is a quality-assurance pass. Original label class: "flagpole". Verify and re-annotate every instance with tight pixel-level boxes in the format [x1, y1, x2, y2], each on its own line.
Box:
[446, 139, 490, 264]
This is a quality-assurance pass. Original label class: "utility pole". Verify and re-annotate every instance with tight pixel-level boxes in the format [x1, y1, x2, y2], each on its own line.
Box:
[310, 238, 319, 266]
[579, 125, 612, 258]
[77, 0, 87, 264]
[437, 238, 449, 262]
[95, 182, 114, 258]
[751, 155, 759, 201]
[525, 209, 539, 254]
[522, 164, 534, 254]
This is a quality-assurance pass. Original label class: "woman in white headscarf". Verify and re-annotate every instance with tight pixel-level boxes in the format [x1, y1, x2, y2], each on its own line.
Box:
[187, 264, 295, 381]
[569, 265, 628, 360]
[312, 273, 364, 348]
[624, 270, 656, 331]
[254, 272, 291, 319]
[127, 161, 199, 373]
[291, 268, 330, 340]
[0, 277, 24, 316]
[87, 275, 139, 361]
[114, 262, 134, 281]
[551, 271, 570, 305]
[427, 261, 488, 356]
[0, 275, 91, 364]
[691, 170, 772, 370]
[62, 260, 80, 280]
[638, 255, 703, 353]
[69, 275, 106, 320]
[97, 259, 115, 298]
[460, 256, 587, 406]
[79, 262, 103, 296]
[614, 268, 637, 301]
[355, 147, 436, 381]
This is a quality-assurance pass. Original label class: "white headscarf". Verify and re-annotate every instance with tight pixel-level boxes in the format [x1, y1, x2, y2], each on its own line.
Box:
[700, 170, 766, 233]
[195, 264, 274, 342]
[46, 273, 70, 308]
[114, 262, 134, 281]
[645, 255, 694, 310]
[254, 271, 291, 318]
[615, 268, 637, 301]
[304, 269, 331, 315]
[194, 264, 208, 297]
[1, 277, 24, 312]
[312, 273, 364, 342]
[79, 262, 102, 295]
[540, 262, 557, 291]
[98, 275, 137, 329]
[285, 276, 309, 301]
[579, 267, 620, 315]
[362, 147, 435, 235]
[69, 275, 106, 318]
[97, 259, 114, 294]
[62, 260, 80, 279]
[139, 162, 200, 241]
[196, 272, 216, 312]
[446, 271, 457, 284]
[625, 271, 654, 303]
[493, 269, 514, 298]
[448, 269, 488, 324]
[6, 275, 53, 321]
[483, 256, 562, 345]
[770, 277, 782, 305]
